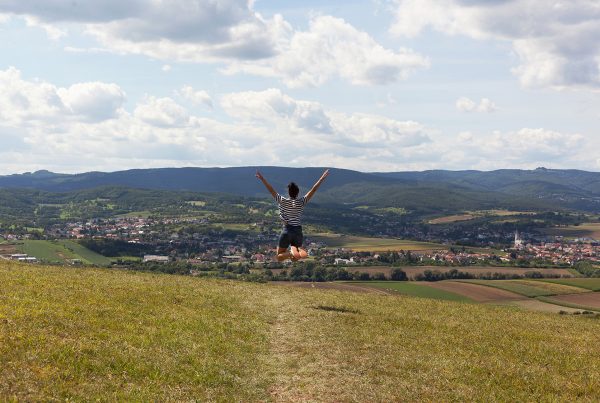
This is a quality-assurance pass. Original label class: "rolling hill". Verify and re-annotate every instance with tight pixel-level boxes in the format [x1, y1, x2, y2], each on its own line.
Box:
[1, 166, 600, 213]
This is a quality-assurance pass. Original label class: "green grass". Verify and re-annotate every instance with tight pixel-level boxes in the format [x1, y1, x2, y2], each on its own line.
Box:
[538, 278, 600, 291]
[1, 261, 600, 401]
[0, 261, 270, 401]
[115, 210, 152, 218]
[17, 240, 112, 265]
[354, 281, 473, 302]
[461, 280, 557, 297]
[60, 240, 113, 266]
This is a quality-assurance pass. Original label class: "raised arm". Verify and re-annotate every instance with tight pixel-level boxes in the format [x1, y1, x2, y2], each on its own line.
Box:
[256, 170, 278, 200]
[304, 169, 330, 203]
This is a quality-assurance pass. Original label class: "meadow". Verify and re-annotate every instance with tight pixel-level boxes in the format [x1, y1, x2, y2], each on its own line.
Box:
[540, 277, 600, 291]
[1, 261, 599, 401]
[17, 240, 112, 265]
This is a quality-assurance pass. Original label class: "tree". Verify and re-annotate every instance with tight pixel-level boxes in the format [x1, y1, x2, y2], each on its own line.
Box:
[390, 268, 407, 281]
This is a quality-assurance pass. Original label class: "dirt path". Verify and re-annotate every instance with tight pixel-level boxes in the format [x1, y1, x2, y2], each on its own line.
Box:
[422, 281, 526, 303]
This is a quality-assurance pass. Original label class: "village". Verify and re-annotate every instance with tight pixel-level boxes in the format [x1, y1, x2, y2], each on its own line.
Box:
[1, 215, 599, 268]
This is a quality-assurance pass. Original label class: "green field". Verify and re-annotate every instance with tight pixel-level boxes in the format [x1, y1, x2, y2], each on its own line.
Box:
[354, 281, 473, 302]
[115, 210, 152, 218]
[460, 280, 587, 297]
[1, 261, 599, 401]
[18, 240, 113, 266]
[539, 278, 600, 291]
[461, 280, 558, 297]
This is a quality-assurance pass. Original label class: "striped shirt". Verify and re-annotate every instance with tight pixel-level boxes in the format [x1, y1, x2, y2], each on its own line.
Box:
[276, 194, 306, 226]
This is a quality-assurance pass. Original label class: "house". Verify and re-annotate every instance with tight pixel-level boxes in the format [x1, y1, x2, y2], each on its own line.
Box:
[143, 255, 170, 263]
[335, 257, 355, 265]
[251, 253, 266, 262]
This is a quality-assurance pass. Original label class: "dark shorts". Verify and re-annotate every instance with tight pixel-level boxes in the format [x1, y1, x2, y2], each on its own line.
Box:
[278, 225, 303, 249]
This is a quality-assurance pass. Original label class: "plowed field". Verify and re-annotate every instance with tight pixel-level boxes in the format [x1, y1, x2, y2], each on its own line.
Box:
[421, 281, 525, 302]
[547, 292, 600, 310]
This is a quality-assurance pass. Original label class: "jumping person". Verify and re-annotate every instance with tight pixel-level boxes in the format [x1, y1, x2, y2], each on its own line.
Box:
[256, 169, 330, 261]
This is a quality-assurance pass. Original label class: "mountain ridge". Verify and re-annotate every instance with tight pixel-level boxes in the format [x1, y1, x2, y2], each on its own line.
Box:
[1, 166, 600, 213]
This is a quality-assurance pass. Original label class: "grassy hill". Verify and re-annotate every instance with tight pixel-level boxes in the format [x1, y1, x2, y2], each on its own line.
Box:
[1, 261, 599, 401]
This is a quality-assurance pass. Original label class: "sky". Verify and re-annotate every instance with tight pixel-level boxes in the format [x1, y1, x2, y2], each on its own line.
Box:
[0, 0, 599, 174]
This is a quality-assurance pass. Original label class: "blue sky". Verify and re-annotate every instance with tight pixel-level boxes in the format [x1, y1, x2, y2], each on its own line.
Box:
[0, 0, 599, 174]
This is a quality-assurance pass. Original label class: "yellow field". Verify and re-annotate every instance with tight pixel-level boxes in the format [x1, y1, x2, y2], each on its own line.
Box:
[428, 214, 476, 224]
[1, 261, 599, 401]
[539, 222, 600, 240]
[309, 233, 446, 251]
[429, 210, 536, 224]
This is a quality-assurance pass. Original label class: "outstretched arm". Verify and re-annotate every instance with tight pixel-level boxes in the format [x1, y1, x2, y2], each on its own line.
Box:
[304, 169, 330, 203]
[256, 170, 278, 200]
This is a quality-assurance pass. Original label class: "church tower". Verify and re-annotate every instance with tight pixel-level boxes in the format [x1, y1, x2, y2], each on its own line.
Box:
[514, 230, 523, 248]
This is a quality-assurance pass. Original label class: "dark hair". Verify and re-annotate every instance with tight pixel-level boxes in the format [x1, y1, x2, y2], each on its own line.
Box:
[288, 182, 299, 199]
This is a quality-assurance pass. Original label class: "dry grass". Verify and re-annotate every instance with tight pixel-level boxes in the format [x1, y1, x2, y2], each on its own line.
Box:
[310, 233, 446, 252]
[539, 222, 600, 240]
[428, 214, 476, 224]
[1, 261, 600, 401]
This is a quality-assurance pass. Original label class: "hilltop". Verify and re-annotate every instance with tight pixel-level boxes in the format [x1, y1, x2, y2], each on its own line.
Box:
[1, 261, 598, 401]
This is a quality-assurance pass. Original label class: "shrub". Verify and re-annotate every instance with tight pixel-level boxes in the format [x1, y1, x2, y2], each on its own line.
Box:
[390, 268, 407, 281]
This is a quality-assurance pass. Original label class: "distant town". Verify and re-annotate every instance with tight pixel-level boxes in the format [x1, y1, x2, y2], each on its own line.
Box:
[2, 215, 599, 270]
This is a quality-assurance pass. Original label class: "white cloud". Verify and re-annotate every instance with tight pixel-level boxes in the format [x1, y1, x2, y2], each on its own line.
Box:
[134, 96, 190, 128]
[24, 15, 67, 40]
[1, 0, 282, 61]
[178, 86, 213, 109]
[2, 1, 427, 87]
[0, 67, 595, 174]
[225, 15, 429, 87]
[161, 64, 172, 72]
[221, 88, 430, 146]
[0, 67, 124, 124]
[455, 127, 586, 169]
[456, 96, 497, 113]
[58, 82, 125, 121]
[391, 0, 600, 90]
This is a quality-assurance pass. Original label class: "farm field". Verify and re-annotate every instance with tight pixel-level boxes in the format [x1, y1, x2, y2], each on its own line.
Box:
[428, 210, 535, 224]
[0, 243, 18, 255]
[460, 279, 587, 297]
[1, 260, 599, 401]
[539, 278, 600, 291]
[353, 281, 473, 302]
[309, 233, 447, 252]
[539, 222, 600, 240]
[544, 293, 600, 310]
[419, 281, 525, 303]
[428, 214, 476, 224]
[17, 240, 113, 265]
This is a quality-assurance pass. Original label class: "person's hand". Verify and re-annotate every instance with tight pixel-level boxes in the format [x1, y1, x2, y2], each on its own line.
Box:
[256, 170, 264, 180]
